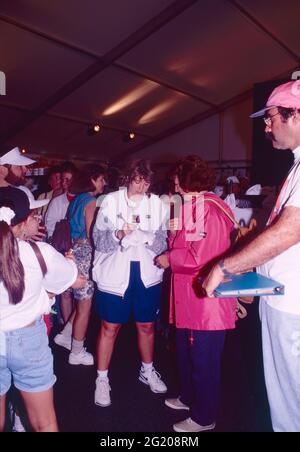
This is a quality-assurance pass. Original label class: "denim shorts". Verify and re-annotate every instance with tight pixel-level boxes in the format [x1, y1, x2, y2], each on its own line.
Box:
[0, 318, 56, 396]
[95, 262, 161, 324]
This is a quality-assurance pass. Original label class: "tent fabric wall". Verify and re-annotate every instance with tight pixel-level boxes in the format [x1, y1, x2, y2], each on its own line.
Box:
[134, 115, 220, 163]
[135, 98, 252, 166]
[0, 1, 299, 162]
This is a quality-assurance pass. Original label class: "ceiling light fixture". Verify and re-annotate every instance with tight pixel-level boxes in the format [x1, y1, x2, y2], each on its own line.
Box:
[123, 131, 136, 142]
[87, 123, 101, 135]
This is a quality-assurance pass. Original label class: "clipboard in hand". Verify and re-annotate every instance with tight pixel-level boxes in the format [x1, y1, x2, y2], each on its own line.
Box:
[214, 272, 284, 297]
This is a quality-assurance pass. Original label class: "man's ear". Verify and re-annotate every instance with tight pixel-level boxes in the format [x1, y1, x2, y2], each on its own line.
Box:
[292, 109, 300, 123]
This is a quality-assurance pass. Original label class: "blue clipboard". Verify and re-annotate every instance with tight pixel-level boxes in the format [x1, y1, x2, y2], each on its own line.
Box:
[214, 272, 284, 297]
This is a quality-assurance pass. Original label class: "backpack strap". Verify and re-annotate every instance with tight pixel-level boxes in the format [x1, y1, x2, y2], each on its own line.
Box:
[204, 197, 241, 230]
[28, 241, 47, 276]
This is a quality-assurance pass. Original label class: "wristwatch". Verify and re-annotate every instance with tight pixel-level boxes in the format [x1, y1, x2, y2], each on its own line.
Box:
[218, 259, 232, 277]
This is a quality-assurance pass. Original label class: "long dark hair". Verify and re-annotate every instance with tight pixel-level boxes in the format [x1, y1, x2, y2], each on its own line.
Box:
[0, 202, 25, 305]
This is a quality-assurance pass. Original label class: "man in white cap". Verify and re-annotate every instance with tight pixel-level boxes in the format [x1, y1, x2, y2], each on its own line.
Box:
[0, 147, 49, 431]
[203, 80, 300, 432]
[0, 147, 36, 187]
[0, 147, 49, 240]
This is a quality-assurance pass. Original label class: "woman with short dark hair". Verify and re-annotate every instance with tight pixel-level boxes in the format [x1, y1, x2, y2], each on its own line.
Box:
[156, 156, 237, 433]
[54, 165, 108, 365]
[92, 159, 168, 407]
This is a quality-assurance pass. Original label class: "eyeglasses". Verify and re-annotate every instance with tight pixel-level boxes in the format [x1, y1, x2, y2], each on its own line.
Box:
[263, 111, 281, 126]
[132, 176, 150, 185]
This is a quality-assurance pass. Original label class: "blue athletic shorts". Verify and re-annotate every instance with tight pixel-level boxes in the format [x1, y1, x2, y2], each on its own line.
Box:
[95, 262, 161, 323]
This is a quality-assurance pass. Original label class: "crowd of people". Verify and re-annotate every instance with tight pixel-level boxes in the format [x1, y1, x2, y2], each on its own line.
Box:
[1, 80, 300, 432]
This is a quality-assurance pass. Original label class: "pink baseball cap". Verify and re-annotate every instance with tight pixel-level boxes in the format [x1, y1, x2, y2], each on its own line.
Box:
[250, 80, 300, 118]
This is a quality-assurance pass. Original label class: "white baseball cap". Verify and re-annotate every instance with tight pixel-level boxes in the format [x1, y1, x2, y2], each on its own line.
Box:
[226, 176, 240, 184]
[245, 184, 262, 195]
[0, 147, 36, 166]
[18, 185, 49, 210]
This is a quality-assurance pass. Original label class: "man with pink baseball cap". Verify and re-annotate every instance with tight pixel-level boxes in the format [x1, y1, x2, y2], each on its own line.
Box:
[250, 80, 300, 118]
[203, 79, 300, 432]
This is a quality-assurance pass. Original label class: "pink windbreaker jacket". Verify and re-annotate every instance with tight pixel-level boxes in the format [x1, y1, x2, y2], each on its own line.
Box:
[168, 193, 237, 331]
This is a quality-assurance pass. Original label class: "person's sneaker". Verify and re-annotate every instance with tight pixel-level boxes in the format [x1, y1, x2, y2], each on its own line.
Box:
[9, 403, 26, 432]
[68, 348, 94, 366]
[165, 397, 189, 410]
[94, 378, 111, 407]
[139, 368, 167, 393]
[173, 417, 216, 433]
[53, 333, 72, 351]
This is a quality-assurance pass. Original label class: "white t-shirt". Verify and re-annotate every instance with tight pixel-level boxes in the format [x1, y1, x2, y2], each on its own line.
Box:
[257, 146, 300, 315]
[0, 241, 77, 332]
[45, 192, 69, 238]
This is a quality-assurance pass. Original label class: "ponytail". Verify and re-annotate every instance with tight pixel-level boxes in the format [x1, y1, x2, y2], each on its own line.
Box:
[0, 221, 25, 304]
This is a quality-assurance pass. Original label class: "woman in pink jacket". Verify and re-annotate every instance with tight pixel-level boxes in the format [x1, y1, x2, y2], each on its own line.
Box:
[156, 156, 237, 433]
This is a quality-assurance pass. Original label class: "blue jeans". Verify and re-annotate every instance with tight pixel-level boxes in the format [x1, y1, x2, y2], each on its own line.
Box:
[260, 301, 300, 432]
[176, 328, 226, 425]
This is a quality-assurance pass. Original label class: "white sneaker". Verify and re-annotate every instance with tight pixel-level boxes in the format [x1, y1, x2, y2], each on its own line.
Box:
[173, 417, 216, 433]
[165, 397, 189, 410]
[68, 348, 94, 366]
[139, 368, 167, 393]
[95, 377, 111, 407]
[13, 413, 26, 432]
[9, 403, 26, 432]
[54, 333, 72, 351]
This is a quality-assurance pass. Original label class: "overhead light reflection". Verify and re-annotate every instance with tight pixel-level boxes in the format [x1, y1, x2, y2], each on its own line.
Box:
[102, 81, 159, 116]
[138, 99, 178, 125]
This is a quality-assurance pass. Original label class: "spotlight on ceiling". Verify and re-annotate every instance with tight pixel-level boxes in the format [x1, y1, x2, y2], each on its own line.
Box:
[123, 131, 136, 142]
[87, 124, 101, 135]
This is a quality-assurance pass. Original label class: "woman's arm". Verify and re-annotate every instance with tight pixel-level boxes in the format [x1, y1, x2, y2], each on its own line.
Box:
[146, 227, 168, 255]
[84, 199, 97, 240]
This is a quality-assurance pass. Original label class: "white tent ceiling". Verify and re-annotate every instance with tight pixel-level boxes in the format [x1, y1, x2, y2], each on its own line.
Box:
[0, 0, 299, 163]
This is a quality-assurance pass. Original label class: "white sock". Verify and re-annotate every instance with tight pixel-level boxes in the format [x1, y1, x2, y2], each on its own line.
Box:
[97, 370, 108, 380]
[71, 339, 84, 354]
[142, 361, 153, 373]
[62, 322, 72, 337]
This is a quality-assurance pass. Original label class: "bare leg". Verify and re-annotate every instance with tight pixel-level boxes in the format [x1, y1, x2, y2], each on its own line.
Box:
[0, 394, 6, 432]
[97, 321, 121, 370]
[20, 388, 58, 432]
[72, 298, 92, 342]
[60, 291, 74, 325]
[66, 309, 76, 327]
[136, 322, 155, 363]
